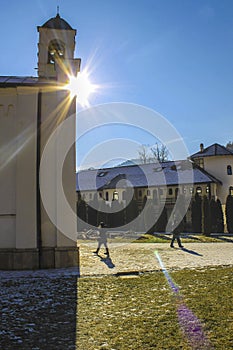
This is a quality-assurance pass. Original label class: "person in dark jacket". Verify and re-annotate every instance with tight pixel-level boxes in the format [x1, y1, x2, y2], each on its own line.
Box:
[94, 222, 109, 257]
[170, 213, 184, 248]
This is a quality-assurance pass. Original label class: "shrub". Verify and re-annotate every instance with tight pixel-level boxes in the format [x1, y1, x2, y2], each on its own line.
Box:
[191, 193, 202, 233]
[108, 200, 124, 228]
[77, 196, 87, 230]
[155, 205, 168, 232]
[203, 196, 211, 235]
[225, 195, 233, 233]
[216, 198, 224, 232]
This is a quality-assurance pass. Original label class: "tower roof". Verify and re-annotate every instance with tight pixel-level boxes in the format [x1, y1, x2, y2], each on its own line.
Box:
[40, 13, 74, 30]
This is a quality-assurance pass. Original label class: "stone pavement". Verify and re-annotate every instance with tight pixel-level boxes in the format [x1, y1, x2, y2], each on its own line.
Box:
[79, 242, 233, 276]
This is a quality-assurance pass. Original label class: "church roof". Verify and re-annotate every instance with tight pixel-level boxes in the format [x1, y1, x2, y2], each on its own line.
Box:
[0, 76, 57, 87]
[191, 143, 233, 158]
[39, 13, 74, 31]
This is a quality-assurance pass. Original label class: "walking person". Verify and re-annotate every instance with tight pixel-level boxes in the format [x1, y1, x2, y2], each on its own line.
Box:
[94, 222, 109, 257]
[170, 212, 184, 248]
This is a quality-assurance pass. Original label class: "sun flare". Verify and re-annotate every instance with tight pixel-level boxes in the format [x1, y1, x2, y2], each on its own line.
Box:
[66, 69, 97, 107]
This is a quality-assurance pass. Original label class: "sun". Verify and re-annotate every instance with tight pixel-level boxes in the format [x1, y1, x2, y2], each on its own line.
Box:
[66, 69, 97, 107]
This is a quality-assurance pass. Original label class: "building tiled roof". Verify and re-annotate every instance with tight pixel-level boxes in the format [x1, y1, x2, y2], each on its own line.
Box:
[76, 160, 221, 192]
[191, 143, 233, 158]
[0, 76, 57, 87]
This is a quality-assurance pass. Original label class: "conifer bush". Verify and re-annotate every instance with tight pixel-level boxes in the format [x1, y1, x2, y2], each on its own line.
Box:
[225, 194, 233, 233]
[191, 193, 202, 233]
[203, 196, 211, 235]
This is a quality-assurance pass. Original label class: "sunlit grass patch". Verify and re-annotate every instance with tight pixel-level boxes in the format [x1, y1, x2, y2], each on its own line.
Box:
[77, 266, 233, 349]
[133, 233, 230, 243]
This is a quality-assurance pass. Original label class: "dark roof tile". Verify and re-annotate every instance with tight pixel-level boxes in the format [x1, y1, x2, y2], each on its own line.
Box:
[0, 76, 57, 87]
[40, 14, 74, 30]
[76, 160, 221, 192]
[191, 143, 233, 158]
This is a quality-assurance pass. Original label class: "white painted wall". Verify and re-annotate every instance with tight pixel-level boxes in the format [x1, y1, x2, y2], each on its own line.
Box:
[15, 87, 38, 249]
[39, 89, 77, 247]
[0, 89, 17, 247]
[203, 156, 233, 203]
[0, 85, 77, 249]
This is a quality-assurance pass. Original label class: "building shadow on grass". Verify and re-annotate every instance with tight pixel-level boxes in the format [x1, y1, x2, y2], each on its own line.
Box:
[0, 268, 79, 350]
[181, 247, 203, 256]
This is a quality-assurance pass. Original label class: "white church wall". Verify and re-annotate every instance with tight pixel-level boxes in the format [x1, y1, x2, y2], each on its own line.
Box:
[40, 89, 77, 247]
[39, 90, 58, 247]
[0, 89, 17, 247]
[15, 87, 38, 249]
[0, 217, 16, 248]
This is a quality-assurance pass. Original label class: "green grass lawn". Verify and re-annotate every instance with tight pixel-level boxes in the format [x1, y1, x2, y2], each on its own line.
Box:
[78, 233, 233, 246]
[77, 266, 233, 349]
[133, 233, 233, 244]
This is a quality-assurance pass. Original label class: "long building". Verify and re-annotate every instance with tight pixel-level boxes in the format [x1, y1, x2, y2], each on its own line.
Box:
[76, 143, 233, 231]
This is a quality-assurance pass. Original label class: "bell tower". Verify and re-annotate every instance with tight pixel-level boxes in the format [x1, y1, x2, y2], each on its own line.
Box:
[37, 10, 81, 81]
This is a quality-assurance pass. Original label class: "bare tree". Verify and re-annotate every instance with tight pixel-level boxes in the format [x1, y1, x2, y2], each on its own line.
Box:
[138, 145, 151, 164]
[150, 143, 169, 162]
[226, 141, 233, 152]
[137, 143, 169, 164]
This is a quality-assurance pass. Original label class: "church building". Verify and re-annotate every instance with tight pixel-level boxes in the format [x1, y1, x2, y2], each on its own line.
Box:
[0, 12, 80, 269]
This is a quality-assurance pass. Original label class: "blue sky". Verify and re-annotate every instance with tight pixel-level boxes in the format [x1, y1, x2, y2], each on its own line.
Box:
[1, 0, 233, 169]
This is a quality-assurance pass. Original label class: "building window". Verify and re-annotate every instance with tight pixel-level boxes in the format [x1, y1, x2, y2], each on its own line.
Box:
[190, 187, 194, 194]
[229, 186, 233, 196]
[113, 191, 119, 201]
[227, 165, 232, 175]
[89, 193, 93, 200]
[97, 171, 108, 177]
[196, 187, 202, 194]
[153, 189, 158, 200]
[138, 190, 142, 198]
[168, 188, 173, 195]
[206, 186, 210, 193]
[159, 188, 163, 195]
[147, 189, 151, 196]
[105, 192, 109, 201]
[195, 158, 204, 168]
[199, 158, 204, 168]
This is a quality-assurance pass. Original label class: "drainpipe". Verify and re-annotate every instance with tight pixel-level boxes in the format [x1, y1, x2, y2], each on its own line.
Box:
[36, 90, 42, 268]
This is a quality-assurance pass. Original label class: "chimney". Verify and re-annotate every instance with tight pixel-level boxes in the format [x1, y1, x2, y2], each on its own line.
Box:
[200, 143, 204, 153]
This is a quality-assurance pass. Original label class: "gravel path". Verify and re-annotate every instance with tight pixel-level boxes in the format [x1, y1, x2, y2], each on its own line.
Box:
[79, 242, 233, 276]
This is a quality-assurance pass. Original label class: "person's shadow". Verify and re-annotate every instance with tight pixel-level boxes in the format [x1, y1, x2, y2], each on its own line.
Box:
[181, 247, 203, 256]
[99, 255, 116, 269]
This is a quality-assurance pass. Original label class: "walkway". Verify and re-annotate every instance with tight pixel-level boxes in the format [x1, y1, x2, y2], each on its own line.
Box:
[79, 242, 233, 276]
